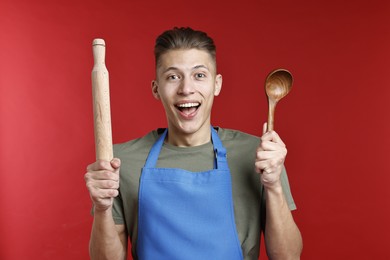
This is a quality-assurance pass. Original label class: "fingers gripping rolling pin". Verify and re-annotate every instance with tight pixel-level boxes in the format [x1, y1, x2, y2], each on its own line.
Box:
[92, 39, 113, 161]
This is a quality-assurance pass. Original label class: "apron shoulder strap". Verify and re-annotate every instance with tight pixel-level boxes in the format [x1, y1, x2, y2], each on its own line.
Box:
[144, 129, 168, 168]
[211, 127, 229, 170]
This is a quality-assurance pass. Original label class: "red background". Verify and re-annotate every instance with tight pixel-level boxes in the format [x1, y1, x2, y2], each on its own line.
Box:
[1, 0, 389, 259]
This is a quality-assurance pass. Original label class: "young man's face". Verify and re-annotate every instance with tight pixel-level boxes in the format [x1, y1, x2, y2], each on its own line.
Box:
[152, 48, 222, 143]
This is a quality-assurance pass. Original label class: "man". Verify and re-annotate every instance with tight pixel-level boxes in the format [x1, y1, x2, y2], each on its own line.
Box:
[85, 27, 302, 260]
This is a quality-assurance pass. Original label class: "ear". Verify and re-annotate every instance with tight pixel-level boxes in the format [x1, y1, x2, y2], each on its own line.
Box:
[214, 74, 222, 96]
[151, 80, 160, 100]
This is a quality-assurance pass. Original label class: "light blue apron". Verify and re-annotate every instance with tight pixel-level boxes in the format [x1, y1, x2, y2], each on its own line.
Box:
[137, 127, 243, 260]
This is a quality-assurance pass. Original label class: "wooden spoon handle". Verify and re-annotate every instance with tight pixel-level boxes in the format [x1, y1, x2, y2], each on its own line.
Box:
[91, 39, 113, 161]
[267, 98, 276, 132]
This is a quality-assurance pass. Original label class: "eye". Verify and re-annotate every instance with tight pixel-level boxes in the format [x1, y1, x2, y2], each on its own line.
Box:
[167, 74, 180, 80]
[195, 73, 206, 79]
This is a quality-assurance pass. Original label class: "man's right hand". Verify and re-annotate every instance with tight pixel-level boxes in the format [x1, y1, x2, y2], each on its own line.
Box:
[84, 158, 121, 212]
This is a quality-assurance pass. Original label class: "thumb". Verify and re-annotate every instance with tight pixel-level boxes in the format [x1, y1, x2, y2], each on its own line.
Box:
[262, 122, 268, 135]
[111, 158, 121, 169]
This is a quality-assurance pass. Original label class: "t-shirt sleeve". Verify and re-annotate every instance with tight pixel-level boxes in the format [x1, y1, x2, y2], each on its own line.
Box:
[111, 144, 126, 225]
[281, 166, 297, 210]
[112, 191, 125, 224]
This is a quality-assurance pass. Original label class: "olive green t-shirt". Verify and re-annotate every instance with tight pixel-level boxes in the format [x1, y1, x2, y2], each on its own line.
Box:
[112, 127, 296, 260]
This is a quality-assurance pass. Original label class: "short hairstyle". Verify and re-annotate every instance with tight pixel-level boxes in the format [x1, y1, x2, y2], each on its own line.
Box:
[154, 27, 216, 67]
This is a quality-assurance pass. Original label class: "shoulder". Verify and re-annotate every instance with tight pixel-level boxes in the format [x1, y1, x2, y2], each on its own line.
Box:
[216, 127, 260, 162]
[113, 129, 165, 156]
[217, 127, 260, 149]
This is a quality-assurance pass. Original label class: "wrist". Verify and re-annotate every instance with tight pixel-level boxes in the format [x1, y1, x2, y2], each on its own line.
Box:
[93, 205, 113, 216]
[263, 182, 289, 210]
[263, 181, 283, 194]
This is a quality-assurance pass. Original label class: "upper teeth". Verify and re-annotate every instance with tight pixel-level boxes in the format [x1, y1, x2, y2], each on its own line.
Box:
[177, 103, 199, 108]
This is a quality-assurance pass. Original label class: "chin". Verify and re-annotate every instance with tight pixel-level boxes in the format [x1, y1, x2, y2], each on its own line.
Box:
[177, 124, 200, 134]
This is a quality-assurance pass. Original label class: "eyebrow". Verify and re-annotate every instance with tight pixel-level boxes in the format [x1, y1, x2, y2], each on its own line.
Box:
[162, 65, 210, 74]
[193, 65, 209, 71]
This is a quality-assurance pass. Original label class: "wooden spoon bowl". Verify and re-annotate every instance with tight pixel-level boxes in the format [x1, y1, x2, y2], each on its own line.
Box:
[265, 69, 293, 131]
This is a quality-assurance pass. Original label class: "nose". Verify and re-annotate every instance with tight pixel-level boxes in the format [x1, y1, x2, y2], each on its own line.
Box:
[177, 77, 195, 95]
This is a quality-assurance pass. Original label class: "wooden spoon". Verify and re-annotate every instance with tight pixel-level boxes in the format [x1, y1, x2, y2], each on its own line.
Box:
[265, 69, 293, 131]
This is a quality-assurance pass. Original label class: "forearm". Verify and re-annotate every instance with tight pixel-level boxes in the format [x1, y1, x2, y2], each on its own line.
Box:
[264, 186, 302, 260]
[90, 209, 127, 260]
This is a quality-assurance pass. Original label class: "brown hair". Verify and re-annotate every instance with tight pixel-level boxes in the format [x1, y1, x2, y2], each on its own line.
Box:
[154, 27, 216, 67]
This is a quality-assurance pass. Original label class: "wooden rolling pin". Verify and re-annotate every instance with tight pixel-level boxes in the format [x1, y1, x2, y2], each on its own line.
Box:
[91, 39, 113, 161]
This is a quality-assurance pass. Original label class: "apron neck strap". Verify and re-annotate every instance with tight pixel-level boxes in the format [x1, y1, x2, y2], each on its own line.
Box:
[144, 126, 228, 170]
[211, 127, 228, 170]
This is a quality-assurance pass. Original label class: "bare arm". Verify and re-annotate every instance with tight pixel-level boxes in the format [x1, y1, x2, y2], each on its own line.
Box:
[85, 159, 127, 260]
[90, 214, 127, 260]
[264, 186, 302, 260]
[256, 126, 302, 259]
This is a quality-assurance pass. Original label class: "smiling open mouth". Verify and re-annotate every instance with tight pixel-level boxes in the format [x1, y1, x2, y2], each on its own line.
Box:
[176, 102, 201, 115]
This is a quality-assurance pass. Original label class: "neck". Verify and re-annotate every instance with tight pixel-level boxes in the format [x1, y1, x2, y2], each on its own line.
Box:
[166, 125, 212, 147]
